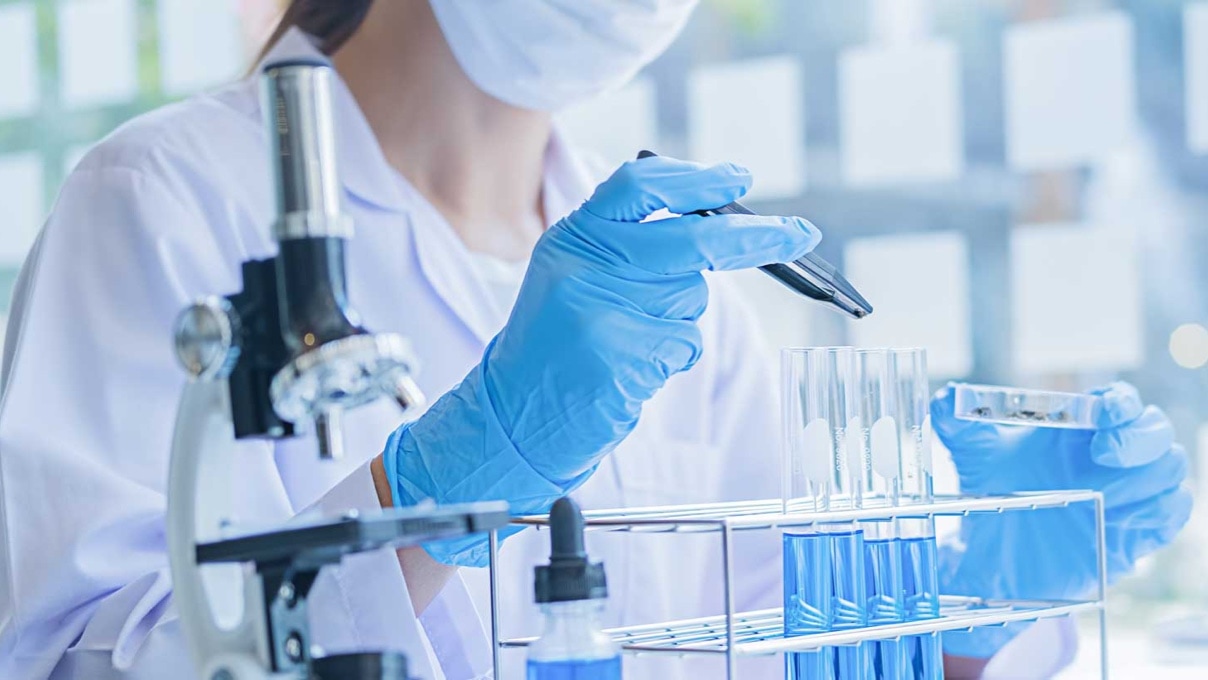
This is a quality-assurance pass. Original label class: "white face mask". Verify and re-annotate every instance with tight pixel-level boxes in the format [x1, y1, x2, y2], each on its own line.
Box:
[429, 0, 700, 111]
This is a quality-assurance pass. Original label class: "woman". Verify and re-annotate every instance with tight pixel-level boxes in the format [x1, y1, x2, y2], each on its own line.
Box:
[0, 1, 1188, 678]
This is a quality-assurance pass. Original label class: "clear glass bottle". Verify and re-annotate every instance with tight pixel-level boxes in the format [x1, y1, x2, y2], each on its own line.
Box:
[527, 498, 621, 680]
[527, 600, 620, 680]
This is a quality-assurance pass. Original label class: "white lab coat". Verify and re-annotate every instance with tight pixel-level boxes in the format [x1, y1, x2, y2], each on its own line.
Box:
[0, 29, 1069, 680]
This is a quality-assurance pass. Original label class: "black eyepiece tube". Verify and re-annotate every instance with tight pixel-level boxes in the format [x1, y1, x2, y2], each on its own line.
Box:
[261, 61, 362, 354]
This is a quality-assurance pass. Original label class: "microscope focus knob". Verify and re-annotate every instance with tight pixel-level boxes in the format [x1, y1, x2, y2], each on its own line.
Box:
[174, 297, 241, 380]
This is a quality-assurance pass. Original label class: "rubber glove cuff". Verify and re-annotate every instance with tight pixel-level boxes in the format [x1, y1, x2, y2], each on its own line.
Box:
[382, 360, 595, 567]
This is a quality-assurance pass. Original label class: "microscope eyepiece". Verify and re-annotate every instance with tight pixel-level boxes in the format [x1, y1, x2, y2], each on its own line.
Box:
[262, 60, 352, 240]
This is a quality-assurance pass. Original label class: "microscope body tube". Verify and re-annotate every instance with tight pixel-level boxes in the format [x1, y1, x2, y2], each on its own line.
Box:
[265, 58, 346, 238]
[262, 60, 362, 355]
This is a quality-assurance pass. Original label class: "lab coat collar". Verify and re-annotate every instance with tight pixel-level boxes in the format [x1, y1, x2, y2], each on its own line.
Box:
[544, 124, 600, 220]
[257, 28, 409, 212]
[258, 30, 603, 346]
[398, 128, 599, 345]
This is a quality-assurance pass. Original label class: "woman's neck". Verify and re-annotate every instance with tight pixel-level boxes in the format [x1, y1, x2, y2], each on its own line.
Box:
[332, 0, 552, 260]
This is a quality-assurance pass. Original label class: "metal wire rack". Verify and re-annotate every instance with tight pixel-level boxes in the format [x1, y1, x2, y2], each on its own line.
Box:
[500, 596, 1098, 654]
[486, 491, 1108, 679]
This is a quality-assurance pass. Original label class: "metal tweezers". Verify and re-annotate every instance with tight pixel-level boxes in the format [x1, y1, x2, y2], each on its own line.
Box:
[637, 150, 873, 320]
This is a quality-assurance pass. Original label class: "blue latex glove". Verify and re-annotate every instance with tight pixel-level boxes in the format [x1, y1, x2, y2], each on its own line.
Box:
[933, 382, 1192, 659]
[382, 156, 821, 566]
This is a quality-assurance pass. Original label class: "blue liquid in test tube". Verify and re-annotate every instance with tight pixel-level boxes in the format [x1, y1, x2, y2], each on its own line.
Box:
[784, 531, 831, 636]
[784, 531, 830, 679]
[901, 533, 940, 620]
[829, 528, 867, 631]
[863, 523, 904, 680]
[526, 658, 623, 680]
[899, 519, 942, 680]
[829, 527, 868, 679]
[784, 527, 868, 680]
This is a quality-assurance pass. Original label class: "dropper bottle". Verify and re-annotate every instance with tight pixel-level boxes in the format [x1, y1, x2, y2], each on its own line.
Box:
[527, 497, 621, 680]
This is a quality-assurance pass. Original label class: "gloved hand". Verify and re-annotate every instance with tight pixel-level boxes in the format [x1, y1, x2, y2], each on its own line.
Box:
[933, 382, 1192, 659]
[382, 156, 821, 566]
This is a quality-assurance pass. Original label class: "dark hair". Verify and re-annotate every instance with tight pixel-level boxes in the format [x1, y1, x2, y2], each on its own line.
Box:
[260, 0, 375, 59]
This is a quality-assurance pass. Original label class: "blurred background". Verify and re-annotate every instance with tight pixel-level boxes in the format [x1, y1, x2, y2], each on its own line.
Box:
[1, 0, 1206, 675]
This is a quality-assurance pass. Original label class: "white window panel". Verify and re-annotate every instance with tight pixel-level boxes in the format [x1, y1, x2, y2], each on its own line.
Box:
[1011, 224, 1143, 375]
[58, 0, 138, 108]
[688, 56, 806, 200]
[158, 0, 243, 95]
[556, 78, 658, 169]
[868, 0, 934, 47]
[0, 3, 39, 117]
[0, 153, 44, 267]
[1004, 12, 1136, 170]
[839, 39, 963, 186]
[845, 231, 972, 378]
[1186, 4, 1208, 153]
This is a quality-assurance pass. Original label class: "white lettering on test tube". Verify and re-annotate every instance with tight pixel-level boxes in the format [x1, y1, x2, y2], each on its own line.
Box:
[871, 416, 899, 480]
[802, 418, 833, 486]
[921, 414, 934, 473]
[845, 416, 864, 475]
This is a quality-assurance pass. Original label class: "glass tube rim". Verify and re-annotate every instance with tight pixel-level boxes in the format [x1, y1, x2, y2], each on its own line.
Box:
[781, 345, 856, 354]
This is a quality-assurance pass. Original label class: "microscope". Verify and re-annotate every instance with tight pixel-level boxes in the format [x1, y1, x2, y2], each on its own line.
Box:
[167, 58, 507, 680]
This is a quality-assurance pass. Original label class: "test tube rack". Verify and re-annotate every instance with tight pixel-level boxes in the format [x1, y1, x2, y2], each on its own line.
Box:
[486, 491, 1109, 679]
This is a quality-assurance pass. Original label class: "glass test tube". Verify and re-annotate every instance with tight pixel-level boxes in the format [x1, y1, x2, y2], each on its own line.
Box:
[891, 349, 942, 680]
[782, 348, 866, 680]
[782, 347, 860, 513]
[853, 349, 901, 507]
[890, 348, 933, 505]
[853, 349, 904, 678]
[898, 516, 942, 680]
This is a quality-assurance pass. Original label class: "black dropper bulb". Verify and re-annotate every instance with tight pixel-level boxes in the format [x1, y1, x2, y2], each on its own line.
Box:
[534, 498, 607, 604]
[549, 496, 587, 560]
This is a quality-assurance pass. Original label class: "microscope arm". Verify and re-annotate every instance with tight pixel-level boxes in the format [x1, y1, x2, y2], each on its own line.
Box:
[167, 379, 271, 680]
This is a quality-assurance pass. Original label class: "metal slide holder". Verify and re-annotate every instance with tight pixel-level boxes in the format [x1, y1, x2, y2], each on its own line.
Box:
[166, 59, 508, 680]
[487, 493, 1110, 679]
